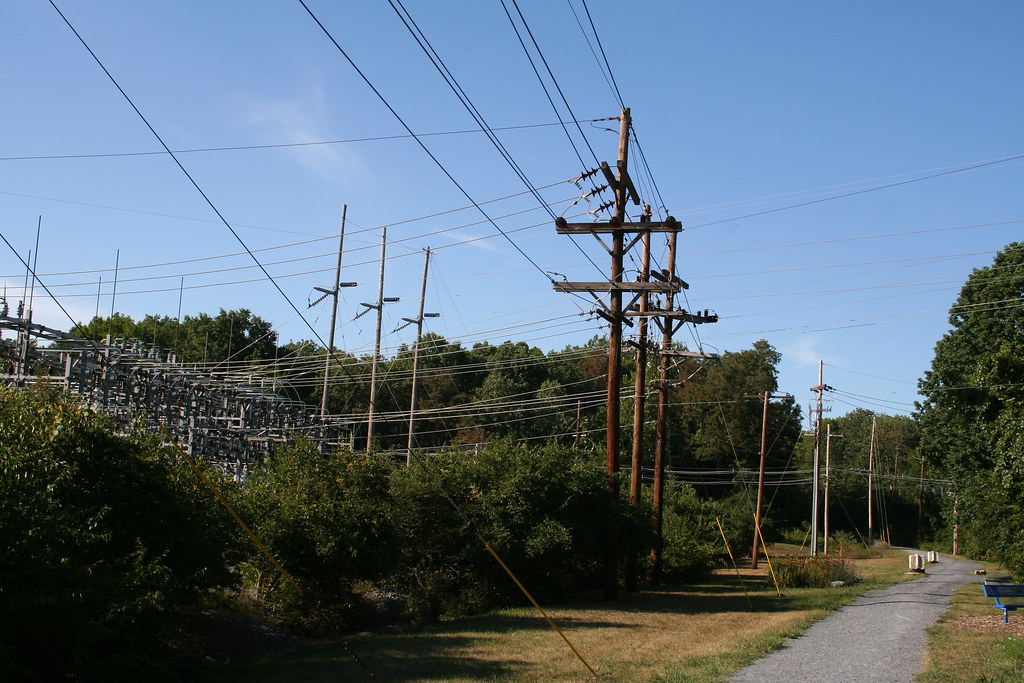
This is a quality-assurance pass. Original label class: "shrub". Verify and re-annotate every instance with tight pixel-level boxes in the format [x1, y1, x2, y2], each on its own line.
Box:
[238, 440, 395, 631]
[386, 440, 626, 621]
[773, 555, 860, 588]
[0, 386, 237, 680]
[659, 483, 723, 582]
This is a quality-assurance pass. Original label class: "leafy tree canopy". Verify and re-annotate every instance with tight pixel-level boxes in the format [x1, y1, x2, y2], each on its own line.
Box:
[917, 242, 1024, 574]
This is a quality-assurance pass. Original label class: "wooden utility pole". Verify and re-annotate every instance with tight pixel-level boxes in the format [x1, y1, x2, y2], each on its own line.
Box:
[361, 227, 400, 451]
[649, 230, 676, 586]
[751, 391, 791, 569]
[552, 108, 717, 595]
[554, 108, 652, 599]
[917, 454, 926, 547]
[604, 108, 629, 601]
[868, 415, 877, 544]
[316, 205, 357, 419]
[403, 247, 438, 465]
[625, 228, 651, 593]
[809, 361, 831, 557]
[823, 423, 842, 555]
[629, 230, 651, 509]
[574, 400, 582, 448]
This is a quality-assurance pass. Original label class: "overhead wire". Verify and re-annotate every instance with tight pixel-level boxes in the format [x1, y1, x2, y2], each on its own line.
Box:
[298, 1, 564, 294]
[385, 0, 605, 278]
[686, 154, 1024, 230]
[47, 1, 342, 365]
[0, 118, 614, 162]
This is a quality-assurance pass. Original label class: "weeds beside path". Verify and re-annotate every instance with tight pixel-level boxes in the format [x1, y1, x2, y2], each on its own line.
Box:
[201, 550, 910, 682]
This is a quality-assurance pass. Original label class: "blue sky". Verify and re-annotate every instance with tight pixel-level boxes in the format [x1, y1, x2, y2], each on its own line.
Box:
[2, 1, 1022, 420]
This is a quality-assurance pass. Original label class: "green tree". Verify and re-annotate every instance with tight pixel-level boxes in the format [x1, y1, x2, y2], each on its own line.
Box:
[673, 340, 802, 477]
[175, 308, 277, 364]
[918, 242, 1024, 574]
[70, 308, 277, 365]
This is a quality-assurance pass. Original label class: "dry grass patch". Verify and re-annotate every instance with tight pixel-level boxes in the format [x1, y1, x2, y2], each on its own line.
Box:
[200, 549, 913, 683]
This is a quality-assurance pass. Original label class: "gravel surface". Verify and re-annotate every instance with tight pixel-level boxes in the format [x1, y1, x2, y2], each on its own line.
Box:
[731, 549, 983, 683]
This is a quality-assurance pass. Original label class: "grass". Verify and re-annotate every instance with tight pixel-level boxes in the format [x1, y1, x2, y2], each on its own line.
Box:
[918, 566, 1024, 683]
[198, 548, 913, 683]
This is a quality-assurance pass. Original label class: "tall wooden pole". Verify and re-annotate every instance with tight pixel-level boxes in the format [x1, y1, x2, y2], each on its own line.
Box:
[603, 107, 630, 600]
[917, 455, 925, 547]
[625, 229, 651, 592]
[406, 247, 431, 465]
[649, 230, 677, 584]
[366, 227, 387, 451]
[868, 416, 877, 544]
[810, 360, 824, 556]
[321, 205, 347, 419]
[823, 423, 842, 554]
[752, 391, 771, 568]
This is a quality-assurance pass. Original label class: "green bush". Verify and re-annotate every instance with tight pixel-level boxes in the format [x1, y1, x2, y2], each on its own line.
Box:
[238, 440, 395, 631]
[0, 387, 238, 680]
[386, 440, 628, 621]
[774, 555, 860, 588]
[659, 483, 724, 582]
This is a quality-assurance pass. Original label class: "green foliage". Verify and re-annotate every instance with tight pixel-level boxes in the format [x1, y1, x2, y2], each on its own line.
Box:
[918, 242, 1024, 574]
[71, 308, 277, 364]
[0, 386, 237, 680]
[773, 556, 860, 588]
[673, 340, 802, 478]
[386, 440, 627, 621]
[238, 440, 395, 630]
[659, 483, 724, 581]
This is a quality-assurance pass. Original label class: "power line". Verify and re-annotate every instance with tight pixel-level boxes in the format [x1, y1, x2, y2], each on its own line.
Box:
[688, 219, 1024, 258]
[47, 0, 364, 382]
[687, 154, 1024, 230]
[386, 0, 604, 277]
[298, 1, 557, 289]
[0, 118, 612, 162]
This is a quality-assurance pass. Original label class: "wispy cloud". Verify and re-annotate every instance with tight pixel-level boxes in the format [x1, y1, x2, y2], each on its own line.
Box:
[785, 335, 826, 367]
[242, 86, 366, 184]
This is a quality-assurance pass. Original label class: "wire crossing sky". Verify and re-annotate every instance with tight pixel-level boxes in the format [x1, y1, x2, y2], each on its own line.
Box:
[1, 1, 1022, 418]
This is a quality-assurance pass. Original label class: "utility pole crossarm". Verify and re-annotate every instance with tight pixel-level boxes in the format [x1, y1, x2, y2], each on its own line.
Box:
[555, 217, 680, 234]
[625, 309, 719, 324]
[659, 349, 720, 359]
[552, 281, 681, 294]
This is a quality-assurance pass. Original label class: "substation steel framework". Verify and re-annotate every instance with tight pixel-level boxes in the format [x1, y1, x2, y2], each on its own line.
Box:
[0, 314, 350, 476]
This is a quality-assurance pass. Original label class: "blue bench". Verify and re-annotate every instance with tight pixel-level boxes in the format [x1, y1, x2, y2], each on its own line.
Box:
[982, 583, 1024, 623]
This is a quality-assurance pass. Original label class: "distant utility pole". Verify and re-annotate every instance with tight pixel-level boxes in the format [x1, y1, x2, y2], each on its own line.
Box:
[809, 361, 832, 557]
[917, 454, 926, 547]
[359, 227, 400, 451]
[751, 390, 791, 569]
[823, 422, 843, 555]
[868, 415, 877, 544]
[399, 247, 439, 465]
[314, 205, 357, 420]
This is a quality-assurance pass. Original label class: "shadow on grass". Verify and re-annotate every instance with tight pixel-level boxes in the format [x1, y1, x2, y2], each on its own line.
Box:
[199, 577, 803, 682]
[201, 630, 529, 682]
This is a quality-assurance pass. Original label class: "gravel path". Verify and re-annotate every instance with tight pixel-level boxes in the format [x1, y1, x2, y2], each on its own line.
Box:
[731, 549, 983, 683]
